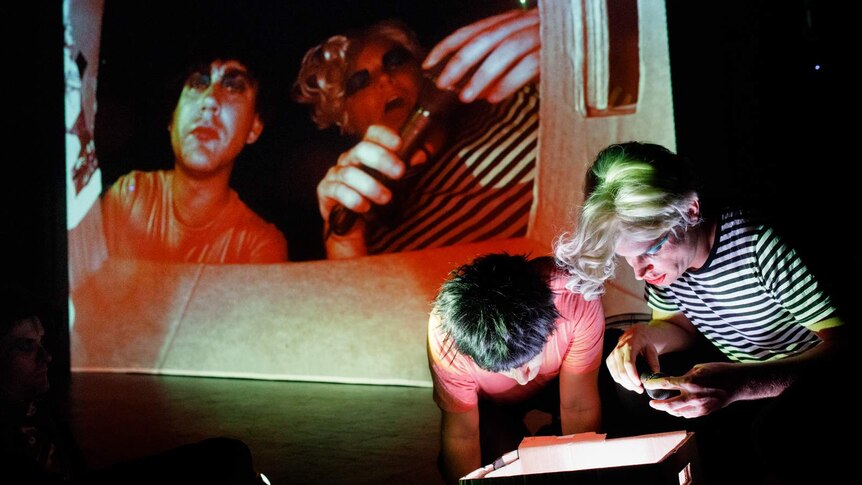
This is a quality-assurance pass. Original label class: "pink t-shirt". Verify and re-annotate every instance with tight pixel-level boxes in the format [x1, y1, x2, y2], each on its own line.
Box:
[427, 269, 605, 413]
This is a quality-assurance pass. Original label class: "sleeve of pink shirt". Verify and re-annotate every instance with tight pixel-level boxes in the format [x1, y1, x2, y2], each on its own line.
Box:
[556, 282, 605, 374]
[427, 313, 481, 413]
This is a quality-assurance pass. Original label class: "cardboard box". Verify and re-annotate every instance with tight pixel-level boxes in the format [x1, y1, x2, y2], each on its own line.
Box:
[461, 430, 701, 484]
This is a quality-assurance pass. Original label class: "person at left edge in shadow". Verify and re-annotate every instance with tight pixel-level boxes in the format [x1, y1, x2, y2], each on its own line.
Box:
[101, 53, 287, 263]
[1, 291, 269, 484]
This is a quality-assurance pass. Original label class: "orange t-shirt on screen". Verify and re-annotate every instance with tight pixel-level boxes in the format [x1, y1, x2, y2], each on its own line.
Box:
[102, 170, 287, 264]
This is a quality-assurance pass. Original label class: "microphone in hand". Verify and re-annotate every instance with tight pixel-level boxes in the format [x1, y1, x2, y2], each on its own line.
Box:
[327, 68, 459, 237]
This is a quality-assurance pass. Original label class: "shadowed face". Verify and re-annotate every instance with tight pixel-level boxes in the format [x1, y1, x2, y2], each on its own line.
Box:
[170, 59, 264, 178]
[0, 317, 52, 401]
[343, 38, 422, 135]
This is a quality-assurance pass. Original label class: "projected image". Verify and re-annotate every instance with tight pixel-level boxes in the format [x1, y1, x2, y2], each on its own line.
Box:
[68, 0, 549, 379]
[90, 0, 523, 264]
[69, 0, 662, 386]
[293, 12, 540, 259]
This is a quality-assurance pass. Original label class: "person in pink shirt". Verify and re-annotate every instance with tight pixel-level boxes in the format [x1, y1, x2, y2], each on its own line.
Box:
[427, 253, 605, 483]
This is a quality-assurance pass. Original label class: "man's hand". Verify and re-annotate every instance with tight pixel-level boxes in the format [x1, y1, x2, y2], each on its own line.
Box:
[644, 362, 741, 418]
[423, 8, 540, 103]
[644, 323, 850, 418]
[607, 312, 700, 394]
[316, 125, 406, 224]
[605, 323, 661, 395]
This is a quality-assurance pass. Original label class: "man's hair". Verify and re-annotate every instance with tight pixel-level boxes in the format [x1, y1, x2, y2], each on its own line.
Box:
[292, 19, 424, 134]
[0, 288, 43, 340]
[554, 142, 703, 300]
[434, 253, 560, 373]
[169, 46, 272, 124]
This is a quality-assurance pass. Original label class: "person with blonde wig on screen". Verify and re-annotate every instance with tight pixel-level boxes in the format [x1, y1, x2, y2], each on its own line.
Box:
[294, 8, 542, 259]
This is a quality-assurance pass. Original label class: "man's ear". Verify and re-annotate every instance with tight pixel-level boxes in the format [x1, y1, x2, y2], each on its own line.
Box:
[246, 115, 263, 144]
[687, 196, 701, 220]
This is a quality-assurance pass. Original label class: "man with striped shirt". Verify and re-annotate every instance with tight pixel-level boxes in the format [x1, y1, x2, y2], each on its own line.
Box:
[555, 142, 848, 482]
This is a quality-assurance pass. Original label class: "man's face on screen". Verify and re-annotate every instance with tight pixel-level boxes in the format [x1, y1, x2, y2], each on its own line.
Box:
[169, 59, 263, 178]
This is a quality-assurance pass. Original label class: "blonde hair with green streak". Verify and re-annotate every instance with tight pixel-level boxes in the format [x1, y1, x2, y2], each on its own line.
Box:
[554, 142, 701, 300]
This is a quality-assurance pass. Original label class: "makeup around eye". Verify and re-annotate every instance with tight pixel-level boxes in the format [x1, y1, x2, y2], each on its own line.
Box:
[381, 46, 413, 71]
[344, 47, 416, 97]
[186, 72, 211, 90]
[644, 232, 671, 256]
[220, 71, 252, 93]
[184, 69, 253, 94]
[345, 70, 371, 97]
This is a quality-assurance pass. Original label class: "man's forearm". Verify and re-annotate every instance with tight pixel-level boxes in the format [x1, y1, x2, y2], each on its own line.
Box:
[734, 328, 847, 401]
[559, 367, 602, 435]
[440, 435, 481, 484]
[560, 404, 601, 436]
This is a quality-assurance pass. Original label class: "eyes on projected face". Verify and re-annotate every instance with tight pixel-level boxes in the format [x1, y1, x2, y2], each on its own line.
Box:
[342, 40, 422, 134]
[344, 46, 416, 97]
[185, 69, 255, 97]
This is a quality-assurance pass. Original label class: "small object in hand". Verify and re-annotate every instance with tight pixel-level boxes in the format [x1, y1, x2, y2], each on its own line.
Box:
[640, 371, 679, 400]
[635, 358, 680, 400]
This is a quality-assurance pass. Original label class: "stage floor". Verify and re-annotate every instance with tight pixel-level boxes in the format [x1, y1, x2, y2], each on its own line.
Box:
[67, 372, 444, 484]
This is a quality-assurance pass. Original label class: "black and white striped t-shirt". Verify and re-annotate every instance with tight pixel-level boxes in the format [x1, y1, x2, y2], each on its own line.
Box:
[647, 210, 837, 362]
[364, 85, 538, 254]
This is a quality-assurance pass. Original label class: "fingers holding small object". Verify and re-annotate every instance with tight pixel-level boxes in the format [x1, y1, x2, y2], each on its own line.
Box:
[649, 395, 705, 419]
[621, 347, 644, 394]
[342, 137, 405, 180]
[641, 373, 681, 400]
[606, 345, 642, 394]
[334, 165, 393, 209]
[318, 165, 391, 218]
